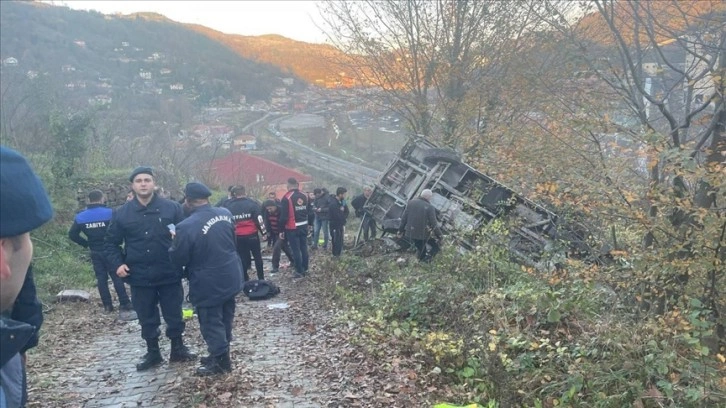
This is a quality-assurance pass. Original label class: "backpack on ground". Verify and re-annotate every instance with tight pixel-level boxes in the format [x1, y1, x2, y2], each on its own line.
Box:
[242, 280, 280, 301]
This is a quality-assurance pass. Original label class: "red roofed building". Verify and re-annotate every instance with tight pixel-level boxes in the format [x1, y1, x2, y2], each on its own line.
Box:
[209, 152, 312, 199]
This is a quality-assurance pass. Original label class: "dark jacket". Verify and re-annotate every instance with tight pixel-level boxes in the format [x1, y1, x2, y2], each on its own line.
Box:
[214, 196, 231, 208]
[328, 197, 350, 229]
[262, 200, 284, 234]
[169, 205, 243, 308]
[68, 204, 112, 252]
[223, 197, 266, 237]
[351, 194, 368, 218]
[313, 193, 332, 221]
[9, 265, 43, 354]
[280, 189, 310, 230]
[104, 194, 184, 287]
[0, 268, 42, 408]
[0, 318, 33, 408]
[398, 197, 442, 240]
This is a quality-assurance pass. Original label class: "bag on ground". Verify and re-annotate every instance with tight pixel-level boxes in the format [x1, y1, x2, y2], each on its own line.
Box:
[242, 280, 280, 301]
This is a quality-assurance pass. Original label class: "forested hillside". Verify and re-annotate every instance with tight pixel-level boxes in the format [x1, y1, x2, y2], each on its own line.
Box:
[0, 1, 286, 106]
[188, 25, 350, 86]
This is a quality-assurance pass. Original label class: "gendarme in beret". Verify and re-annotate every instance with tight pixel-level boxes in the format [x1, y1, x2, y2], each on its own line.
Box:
[0, 146, 53, 237]
[184, 182, 212, 200]
[129, 166, 154, 182]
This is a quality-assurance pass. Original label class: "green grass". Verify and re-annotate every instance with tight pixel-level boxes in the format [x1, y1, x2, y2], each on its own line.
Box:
[31, 221, 97, 303]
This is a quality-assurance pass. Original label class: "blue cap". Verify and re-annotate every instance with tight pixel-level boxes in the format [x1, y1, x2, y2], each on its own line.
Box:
[129, 166, 154, 182]
[184, 182, 212, 199]
[0, 146, 53, 237]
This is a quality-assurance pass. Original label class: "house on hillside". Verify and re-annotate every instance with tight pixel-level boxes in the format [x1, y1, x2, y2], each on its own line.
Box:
[232, 134, 257, 151]
[209, 152, 312, 198]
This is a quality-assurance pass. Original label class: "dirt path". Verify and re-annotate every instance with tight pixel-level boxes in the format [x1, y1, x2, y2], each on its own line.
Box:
[26, 254, 431, 408]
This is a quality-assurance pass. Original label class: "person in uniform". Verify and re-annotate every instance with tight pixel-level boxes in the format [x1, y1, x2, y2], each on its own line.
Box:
[169, 182, 243, 376]
[223, 186, 267, 281]
[279, 178, 310, 278]
[0, 146, 53, 408]
[68, 189, 133, 315]
[104, 166, 196, 371]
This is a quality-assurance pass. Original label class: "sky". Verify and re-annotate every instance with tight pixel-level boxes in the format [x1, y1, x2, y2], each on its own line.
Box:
[54, 1, 330, 44]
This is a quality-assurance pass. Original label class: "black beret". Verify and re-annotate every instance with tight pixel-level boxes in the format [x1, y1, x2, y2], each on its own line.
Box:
[129, 166, 154, 182]
[0, 146, 53, 237]
[184, 182, 212, 199]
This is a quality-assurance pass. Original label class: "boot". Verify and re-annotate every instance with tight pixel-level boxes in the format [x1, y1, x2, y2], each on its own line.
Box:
[136, 338, 163, 371]
[195, 352, 232, 376]
[169, 336, 196, 362]
[200, 354, 213, 366]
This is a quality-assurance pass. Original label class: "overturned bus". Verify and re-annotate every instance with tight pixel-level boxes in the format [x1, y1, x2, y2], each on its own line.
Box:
[357, 136, 606, 267]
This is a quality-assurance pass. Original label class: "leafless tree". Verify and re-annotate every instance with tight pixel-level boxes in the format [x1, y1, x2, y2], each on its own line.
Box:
[320, 0, 553, 148]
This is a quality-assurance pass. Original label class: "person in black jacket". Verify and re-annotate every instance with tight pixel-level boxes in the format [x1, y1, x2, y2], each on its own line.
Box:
[397, 189, 443, 262]
[0, 146, 54, 408]
[311, 188, 332, 250]
[279, 178, 310, 277]
[104, 166, 196, 371]
[264, 191, 279, 247]
[351, 186, 377, 241]
[262, 200, 295, 273]
[223, 186, 267, 281]
[214, 186, 234, 208]
[169, 182, 243, 376]
[69, 190, 132, 314]
[328, 187, 350, 257]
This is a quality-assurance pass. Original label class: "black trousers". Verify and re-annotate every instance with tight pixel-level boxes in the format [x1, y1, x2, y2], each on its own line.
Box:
[197, 297, 236, 357]
[270, 234, 294, 269]
[286, 227, 309, 274]
[361, 214, 377, 241]
[330, 225, 344, 257]
[130, 282, 185, 340]
[236, 235, 264, 281]
[413, 238, 440, 262]
[90, 251, 130, 308]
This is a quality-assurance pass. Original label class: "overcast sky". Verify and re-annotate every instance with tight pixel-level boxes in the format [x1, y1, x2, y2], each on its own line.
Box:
[54, 1, 329, 44]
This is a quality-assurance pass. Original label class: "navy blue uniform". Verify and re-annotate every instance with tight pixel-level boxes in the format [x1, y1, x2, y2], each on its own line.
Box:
[104, 195, 185, 340]
[69, 204, 130, 310]
[0, 266, 42, 408]
[169, 204, 243, 357]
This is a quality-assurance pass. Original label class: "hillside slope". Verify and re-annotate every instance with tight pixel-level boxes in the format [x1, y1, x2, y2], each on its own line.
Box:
[0, 1, 287, 104]
[188, 25, 350, 86]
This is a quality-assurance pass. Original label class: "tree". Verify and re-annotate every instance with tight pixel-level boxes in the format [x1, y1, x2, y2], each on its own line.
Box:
[533, 0, 725, 333]
[320, 0, 552, 148]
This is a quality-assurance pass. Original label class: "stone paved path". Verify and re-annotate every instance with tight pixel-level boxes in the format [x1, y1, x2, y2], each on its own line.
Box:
[29, 257, 331, 408]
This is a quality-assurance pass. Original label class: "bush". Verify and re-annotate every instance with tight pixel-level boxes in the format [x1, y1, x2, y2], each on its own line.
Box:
[31, 221, 97, 303]
[314, 242, 726, 407]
